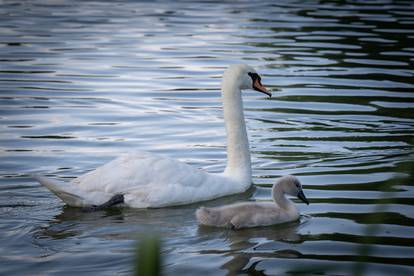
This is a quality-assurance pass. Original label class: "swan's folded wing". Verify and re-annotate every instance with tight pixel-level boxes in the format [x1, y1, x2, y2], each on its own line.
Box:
[72, 152, 208, 191]
[70, 151, 235, 207]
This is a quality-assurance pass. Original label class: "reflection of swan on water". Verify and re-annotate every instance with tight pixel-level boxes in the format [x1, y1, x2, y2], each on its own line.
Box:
[196, 175, 309, 229]
[33, 64, 271, 209]
[196, 214, 308, 275]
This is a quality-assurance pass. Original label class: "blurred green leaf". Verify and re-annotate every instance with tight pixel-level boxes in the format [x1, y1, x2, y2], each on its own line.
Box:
[135, 235, 161, 276]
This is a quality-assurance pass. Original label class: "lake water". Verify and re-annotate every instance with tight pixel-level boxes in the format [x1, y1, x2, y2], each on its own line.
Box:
[1, 0, 414, 275]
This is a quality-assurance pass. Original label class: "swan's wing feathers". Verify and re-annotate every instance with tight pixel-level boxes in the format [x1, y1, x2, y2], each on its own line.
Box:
[72, 152, 207, 194]
[69, 151, 229, 207]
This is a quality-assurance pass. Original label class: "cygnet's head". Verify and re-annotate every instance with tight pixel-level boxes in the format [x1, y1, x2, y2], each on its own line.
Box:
[222, 64, 271, 97]
[275, 175, 309, 205]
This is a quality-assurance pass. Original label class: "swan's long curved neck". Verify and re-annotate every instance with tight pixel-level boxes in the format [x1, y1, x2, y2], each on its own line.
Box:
[273, 184, 295, 210]
[222, 80, 251, 182]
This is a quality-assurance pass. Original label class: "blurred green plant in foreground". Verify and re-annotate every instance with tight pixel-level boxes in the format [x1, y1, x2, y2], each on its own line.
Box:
[135, 234, 161, 276]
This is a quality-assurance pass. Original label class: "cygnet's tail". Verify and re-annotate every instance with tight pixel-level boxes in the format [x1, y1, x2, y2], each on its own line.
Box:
[196, 206, 219, 226]
[32, 174, 85, 207]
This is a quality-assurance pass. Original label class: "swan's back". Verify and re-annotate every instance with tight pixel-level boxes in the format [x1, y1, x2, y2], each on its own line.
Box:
[196, 202, 290, 229]
[73, 152, 202, 192]
[70, 152, 241, 208]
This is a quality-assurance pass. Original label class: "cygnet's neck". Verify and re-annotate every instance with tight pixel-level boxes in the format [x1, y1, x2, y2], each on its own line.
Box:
[273, 184, 296, 211]
[221, 78, 251, 183]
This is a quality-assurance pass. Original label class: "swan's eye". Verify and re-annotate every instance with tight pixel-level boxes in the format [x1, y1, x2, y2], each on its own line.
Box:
[248, 72, 263, 86]
[248, 72, 260, 82]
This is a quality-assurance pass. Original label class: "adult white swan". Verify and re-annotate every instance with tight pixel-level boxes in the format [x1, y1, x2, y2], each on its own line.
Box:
[33, 64, 271, 209]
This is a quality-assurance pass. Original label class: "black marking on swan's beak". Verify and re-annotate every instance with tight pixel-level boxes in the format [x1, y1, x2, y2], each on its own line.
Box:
[297, 190, 309, 205]
[248, 72, 272, 98]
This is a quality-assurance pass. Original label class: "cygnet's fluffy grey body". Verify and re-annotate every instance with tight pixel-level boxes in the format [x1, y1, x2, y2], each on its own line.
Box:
[196, 175, 309, 230]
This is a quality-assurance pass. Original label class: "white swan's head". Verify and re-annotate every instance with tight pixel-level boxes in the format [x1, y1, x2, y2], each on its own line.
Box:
[275, 175, 309, 205]
[222, 64, 271, 97]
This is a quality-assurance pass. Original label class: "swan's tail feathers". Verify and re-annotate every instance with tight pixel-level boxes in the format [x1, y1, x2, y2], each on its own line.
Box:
[196, 207, 219, 227]
[32, 174, 85, 207]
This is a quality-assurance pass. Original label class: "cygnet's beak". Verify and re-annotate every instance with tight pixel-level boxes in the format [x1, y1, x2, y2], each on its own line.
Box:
[297, 190, 309, 205]
[253, 79, 272, 98]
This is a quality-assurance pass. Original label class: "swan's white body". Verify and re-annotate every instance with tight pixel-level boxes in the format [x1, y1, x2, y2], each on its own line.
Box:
[196, 175, 309, 229]
[33, 64, 269, 208]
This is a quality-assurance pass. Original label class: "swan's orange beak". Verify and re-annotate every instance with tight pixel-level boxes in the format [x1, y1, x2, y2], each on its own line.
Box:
[253, 79, 271, 98]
